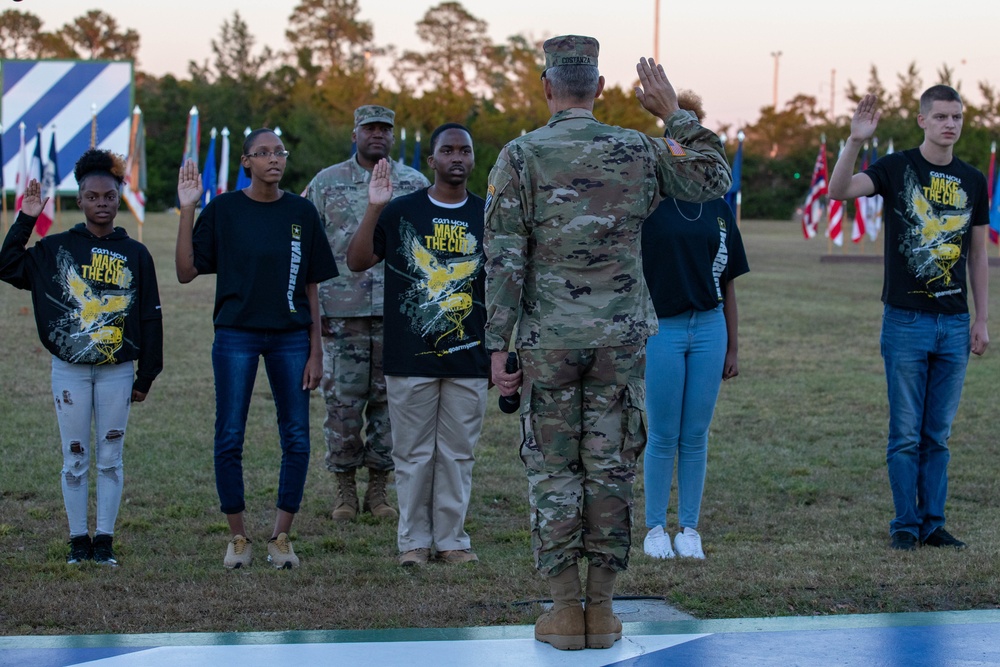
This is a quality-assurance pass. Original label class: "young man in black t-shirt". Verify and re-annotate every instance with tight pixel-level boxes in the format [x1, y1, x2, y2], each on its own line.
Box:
[829, 86, 989, 552]
[346, 124, 488, 566]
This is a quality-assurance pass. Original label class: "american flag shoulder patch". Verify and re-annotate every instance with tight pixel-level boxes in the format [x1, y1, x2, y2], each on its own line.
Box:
[663, 137, 687, 157]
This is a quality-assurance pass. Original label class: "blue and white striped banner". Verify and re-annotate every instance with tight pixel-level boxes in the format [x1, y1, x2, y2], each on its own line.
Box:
[1, 59, 133, 193]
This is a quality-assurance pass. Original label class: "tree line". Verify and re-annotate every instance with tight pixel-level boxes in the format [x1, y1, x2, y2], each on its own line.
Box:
[3, 1, 998, 220]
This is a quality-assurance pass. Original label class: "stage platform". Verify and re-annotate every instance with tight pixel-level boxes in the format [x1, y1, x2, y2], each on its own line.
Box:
[3, 608, 999, 666]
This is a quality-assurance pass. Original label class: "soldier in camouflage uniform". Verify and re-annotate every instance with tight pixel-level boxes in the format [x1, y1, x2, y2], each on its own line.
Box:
[485, 37, 731, 651]
[304, 105, 430, 522]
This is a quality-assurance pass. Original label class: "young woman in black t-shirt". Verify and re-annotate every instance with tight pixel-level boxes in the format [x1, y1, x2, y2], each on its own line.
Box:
[175, 129, 338, 570]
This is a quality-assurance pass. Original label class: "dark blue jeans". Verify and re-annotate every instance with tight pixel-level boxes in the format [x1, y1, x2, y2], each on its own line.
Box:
[880, 305, 970, 540]
[212, 327, 311, 515]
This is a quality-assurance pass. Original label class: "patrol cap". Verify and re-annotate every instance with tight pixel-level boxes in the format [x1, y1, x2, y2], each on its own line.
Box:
[542, 35, 599, 74]
[354, 105, 395, 128]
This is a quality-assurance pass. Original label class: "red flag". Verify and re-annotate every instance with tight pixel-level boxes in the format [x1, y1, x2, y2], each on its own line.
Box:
[827, 198, 844, 246]
[801, 142, 828, 238]
[851, 198, 867, 242]
[852, 148, 870, 243]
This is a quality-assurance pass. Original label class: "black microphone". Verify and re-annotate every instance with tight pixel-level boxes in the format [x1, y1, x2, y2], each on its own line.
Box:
[498, 352, 521, 414]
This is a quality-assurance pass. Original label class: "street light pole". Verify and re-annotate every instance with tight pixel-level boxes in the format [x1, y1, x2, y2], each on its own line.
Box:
[770, 50, 783, 109]
[654, 0, 660, 62]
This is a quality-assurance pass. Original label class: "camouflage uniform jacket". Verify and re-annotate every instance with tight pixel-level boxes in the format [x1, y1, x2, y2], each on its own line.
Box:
[483, 107, 731, 351]
[305, 156, 430, 318]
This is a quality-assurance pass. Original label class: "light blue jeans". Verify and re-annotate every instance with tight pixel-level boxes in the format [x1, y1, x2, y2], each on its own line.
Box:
[51, 356, 134, 538]
[644, 305, 727, 530]
[881, 304, 970, 540]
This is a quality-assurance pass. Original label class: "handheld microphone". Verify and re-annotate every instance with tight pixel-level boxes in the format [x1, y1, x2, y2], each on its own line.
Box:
[498, 352, 521, 414]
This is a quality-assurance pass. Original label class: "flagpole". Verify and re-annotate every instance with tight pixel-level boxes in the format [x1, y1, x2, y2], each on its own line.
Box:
[736, 130, 744, 227]
[90, 103, 98, 148]
[1, 123, 6, 234]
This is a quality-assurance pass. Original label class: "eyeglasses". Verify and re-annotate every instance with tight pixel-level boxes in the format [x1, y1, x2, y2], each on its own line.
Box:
[246, 150, 290, 159]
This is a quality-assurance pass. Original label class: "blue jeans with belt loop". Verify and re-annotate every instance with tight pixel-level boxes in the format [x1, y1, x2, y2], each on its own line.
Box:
[212, 327, 312, 515]
[880, 304, 970, 541]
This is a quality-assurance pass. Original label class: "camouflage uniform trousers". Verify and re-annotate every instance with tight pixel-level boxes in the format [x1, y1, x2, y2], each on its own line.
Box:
[322, 316, 394, 473]
[517, 344, 647, 578]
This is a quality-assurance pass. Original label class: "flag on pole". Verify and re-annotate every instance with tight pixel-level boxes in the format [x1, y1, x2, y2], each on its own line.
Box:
[399, 128, 407, 165]
[801, 141, 827, 239]
[988, 141, 997, 245]
[89, 103, 98, 148]
[182, 106, 200, 166]
[123, 106, 147, 224]
[235, 126, 251, 190]
[990, 168, 1000, 246]
[826, 140, 844, 246]
[0, 123, 4, 192]
[724, 134, 743, 211]
[217, 127, 230, 195]
[411, 130, 422, 171]
[15, 122, 27, 212]
[38, 128, 58, 237]
[852, 145, 870, 243]
[865, 140, 883, 241]
[201, 128, 218, 208]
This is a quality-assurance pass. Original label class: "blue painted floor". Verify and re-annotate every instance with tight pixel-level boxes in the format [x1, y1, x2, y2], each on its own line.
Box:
[3, 609, 999, 666]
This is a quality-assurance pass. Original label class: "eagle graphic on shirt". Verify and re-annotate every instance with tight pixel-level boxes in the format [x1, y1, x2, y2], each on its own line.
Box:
[398, 221, 481, 349]
[900, 166, 970, 295]
[51, 247, 134, 364]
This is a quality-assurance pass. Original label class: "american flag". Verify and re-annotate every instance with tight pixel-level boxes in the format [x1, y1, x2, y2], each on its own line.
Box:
[826, 140, 844, 246]
[827, 198, 844, 246]
[802, 142, 827, 238]
[852, 144, 870, 243]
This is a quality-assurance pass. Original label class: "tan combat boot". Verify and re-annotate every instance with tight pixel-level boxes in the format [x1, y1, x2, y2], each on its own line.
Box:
[534, 563, 585, 651]
[332, 470, 358, 522]
[584, 565, 622, 649]
[363, 468, 398, 519]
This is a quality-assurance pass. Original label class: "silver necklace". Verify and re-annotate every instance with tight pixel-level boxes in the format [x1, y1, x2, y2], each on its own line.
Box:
[673, 199, 703, 222]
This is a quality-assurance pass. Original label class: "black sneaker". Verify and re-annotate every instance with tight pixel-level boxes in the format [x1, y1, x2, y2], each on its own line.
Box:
[67, 534, 93, 563]
[922, 527, 966, 550]
[92, 534, 119, 566]
[890, 531, 918, 551]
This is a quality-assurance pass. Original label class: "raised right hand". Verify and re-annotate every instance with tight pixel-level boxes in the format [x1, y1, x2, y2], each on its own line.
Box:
[20, 178, 48, 218]
[368, 158, 393, 207]
[177, 158, 203, 209]
[850, 94, 881, 142]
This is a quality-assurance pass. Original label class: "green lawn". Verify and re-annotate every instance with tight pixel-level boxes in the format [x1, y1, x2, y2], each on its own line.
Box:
[0, 213, 998, 635]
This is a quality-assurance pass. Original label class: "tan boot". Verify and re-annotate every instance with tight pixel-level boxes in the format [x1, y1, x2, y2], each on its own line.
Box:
[584, 565, 622, 649]
[363, 468, 398, 519]
[332, 470, 358, 522]
[534, 563, 585, 651]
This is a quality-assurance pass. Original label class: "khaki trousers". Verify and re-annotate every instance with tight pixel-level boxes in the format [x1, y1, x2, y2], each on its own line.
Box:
[386, 375, 488, 552]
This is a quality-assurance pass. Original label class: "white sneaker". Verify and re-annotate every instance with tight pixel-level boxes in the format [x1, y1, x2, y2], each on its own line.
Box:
[674, 527, 705, 559]
[643, 526, 675, 559]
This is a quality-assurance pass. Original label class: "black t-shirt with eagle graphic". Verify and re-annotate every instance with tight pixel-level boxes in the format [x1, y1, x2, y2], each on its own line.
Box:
[865, 148, 988, 314]
[373, 188, 488, 378]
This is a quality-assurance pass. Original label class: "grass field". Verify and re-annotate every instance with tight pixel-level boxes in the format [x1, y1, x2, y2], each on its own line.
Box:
[0, 212, 998, 636]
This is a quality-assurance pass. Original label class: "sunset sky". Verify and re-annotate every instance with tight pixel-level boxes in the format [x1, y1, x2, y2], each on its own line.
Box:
[17, 0, 1000, 132]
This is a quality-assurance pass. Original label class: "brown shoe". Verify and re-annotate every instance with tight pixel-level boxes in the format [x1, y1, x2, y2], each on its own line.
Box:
[535, 563, 585, 650]
[584, 605, 622, 649]
[535, 606, 585, 650]
[436, 549, 479, 564]
[363, 468, 398, 519]
[332, 470, 358, 522]
[585, 566, 622, 648]
[399, 548, 431, 567]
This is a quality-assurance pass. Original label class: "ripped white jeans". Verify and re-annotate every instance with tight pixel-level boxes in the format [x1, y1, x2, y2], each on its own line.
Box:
[51, 356, 133, 537]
